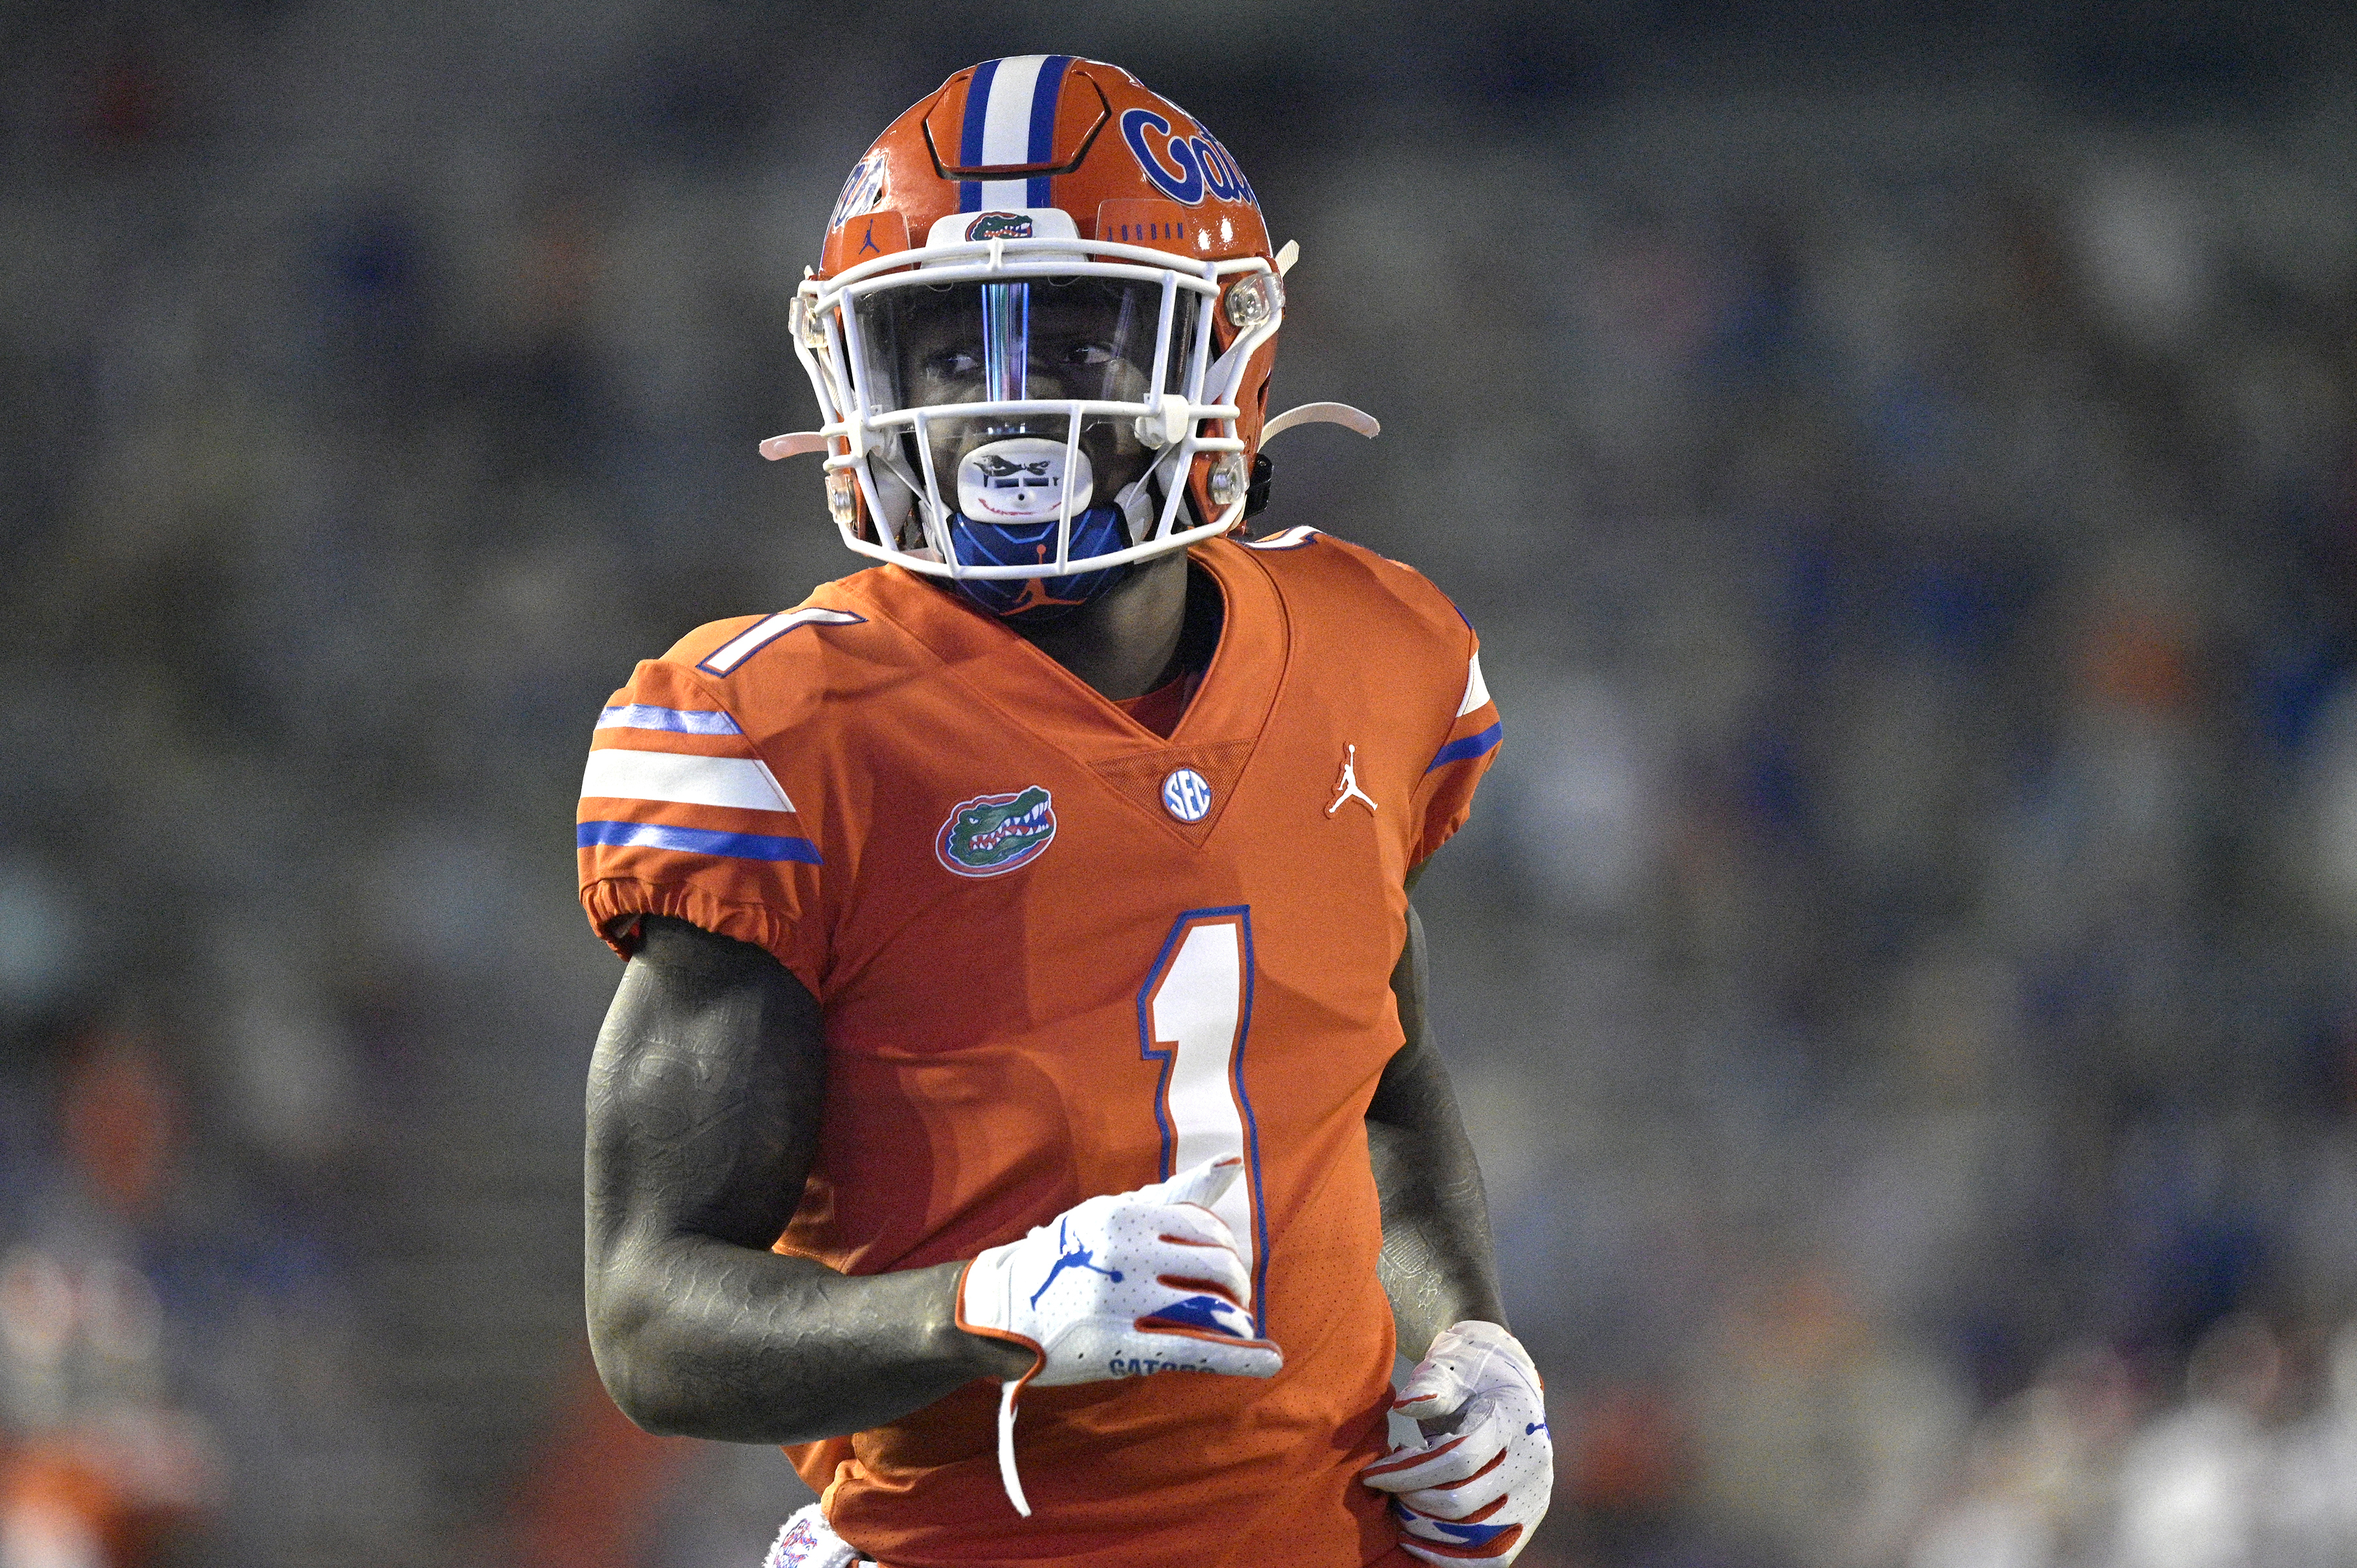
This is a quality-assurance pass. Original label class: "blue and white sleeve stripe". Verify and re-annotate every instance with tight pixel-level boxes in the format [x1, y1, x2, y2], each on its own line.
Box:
[581, 750, 794, 812]
[1426, 723, 1503, 772]
[1456, 654, 1490, 718]
[577, 820, 822, 865]
[596, 703, 742, 736]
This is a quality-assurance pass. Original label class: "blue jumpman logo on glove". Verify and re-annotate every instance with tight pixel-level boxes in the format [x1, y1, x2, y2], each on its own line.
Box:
[1030, 1220, 1123, 1308]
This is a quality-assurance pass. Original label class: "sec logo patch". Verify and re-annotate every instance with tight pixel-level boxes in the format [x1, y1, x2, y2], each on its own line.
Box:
[937, 786, 1057, 877]
[1161, 768, 1213, 822]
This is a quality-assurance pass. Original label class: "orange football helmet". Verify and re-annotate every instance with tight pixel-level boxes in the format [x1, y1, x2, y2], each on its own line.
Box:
[765, 58, 1372, 616]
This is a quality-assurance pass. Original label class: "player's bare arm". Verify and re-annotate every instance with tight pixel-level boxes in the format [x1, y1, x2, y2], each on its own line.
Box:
[1368, 902, 1507, 1359]
[1357, 893, 1554, 1566]
[585, 914, 1031, 1443]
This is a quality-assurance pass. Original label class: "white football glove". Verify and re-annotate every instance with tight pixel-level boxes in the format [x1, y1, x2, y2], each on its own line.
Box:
[957, 1156, 1283, 1516]
[761, 1504, 858, 1568]
[1361, 1321, 1553, 1564]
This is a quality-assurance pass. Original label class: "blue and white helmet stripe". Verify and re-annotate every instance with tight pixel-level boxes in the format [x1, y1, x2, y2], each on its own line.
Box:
[958, 54, 1075, 211]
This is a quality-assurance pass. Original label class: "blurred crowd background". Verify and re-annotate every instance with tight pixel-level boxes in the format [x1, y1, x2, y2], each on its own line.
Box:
[5, 3, 2357, 1565]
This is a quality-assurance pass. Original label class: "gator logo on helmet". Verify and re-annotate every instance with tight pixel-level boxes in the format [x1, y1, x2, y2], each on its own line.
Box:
[936, 786, 1057, 876]
[964, 211, 1034, 241]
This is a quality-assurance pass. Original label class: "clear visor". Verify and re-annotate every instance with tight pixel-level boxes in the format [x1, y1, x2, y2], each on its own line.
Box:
[851, 275, 1195, 411]
[850, 276, 1199, 515]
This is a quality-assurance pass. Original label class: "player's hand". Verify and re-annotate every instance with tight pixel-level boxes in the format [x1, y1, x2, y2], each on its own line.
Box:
[960, 1157, 1283, 1516]
[1361, 1321, 1552, 1565]
[957, 1155, 1283, 1389]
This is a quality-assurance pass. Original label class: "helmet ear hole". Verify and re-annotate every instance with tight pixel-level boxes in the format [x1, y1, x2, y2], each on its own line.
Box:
[1243, 452, 1273, 519]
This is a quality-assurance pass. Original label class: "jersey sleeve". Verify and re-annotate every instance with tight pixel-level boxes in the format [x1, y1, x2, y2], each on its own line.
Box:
[1408, 634, 1502, 867]
[576, 655, 830, 995]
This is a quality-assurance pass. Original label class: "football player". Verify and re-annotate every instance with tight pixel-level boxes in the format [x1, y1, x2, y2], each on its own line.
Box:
[578, 56, 1550, 1567]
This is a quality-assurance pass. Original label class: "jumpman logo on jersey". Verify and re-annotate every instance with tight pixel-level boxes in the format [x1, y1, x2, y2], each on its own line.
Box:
[1029, 1219, 1123, 1308]
[1327, 744, 1378, 816]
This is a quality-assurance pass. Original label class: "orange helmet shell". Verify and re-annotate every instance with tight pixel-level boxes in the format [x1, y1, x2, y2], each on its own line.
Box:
[821, 59, 1271, 278]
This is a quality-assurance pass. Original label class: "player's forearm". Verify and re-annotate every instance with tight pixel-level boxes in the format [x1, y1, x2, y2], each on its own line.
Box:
[1368, 1100, 1507, 1357]
[1370, 903, 1507, 1357]
[588, 1237, 1027, 1443]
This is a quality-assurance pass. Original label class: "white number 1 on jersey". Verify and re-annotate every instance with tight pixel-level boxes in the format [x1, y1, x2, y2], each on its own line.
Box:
[1139, 907, 1268, 1332]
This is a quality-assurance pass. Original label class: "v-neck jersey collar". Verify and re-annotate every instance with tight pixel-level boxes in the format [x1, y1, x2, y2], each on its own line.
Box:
[837, 539, 1291, 765]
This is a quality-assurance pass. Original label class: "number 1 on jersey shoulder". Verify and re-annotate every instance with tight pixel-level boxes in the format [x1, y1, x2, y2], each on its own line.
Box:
[1138, 907, 1269, 1333]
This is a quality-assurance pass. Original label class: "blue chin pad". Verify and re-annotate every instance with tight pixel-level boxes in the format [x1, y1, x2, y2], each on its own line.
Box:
[948, 506, 1133, 622]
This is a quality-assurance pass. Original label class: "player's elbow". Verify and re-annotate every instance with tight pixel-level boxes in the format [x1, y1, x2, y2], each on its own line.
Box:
[585, 1268, 695, 1436]
[604, 1376, 701, 1439]
[589, 1351, 666, 1435]
[587, 1311, 701, 1436]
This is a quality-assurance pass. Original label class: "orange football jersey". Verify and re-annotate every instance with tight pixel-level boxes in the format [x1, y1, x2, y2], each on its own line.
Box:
[577, 529, 1501, 1568]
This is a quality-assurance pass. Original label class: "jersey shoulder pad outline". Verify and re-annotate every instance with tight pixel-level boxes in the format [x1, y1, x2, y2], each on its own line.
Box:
[1235, 529, 1473, 657]
[667, 605, 869, 679]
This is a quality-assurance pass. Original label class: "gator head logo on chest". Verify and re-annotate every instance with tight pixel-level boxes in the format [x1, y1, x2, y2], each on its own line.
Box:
[935, 786, 1057, 877]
